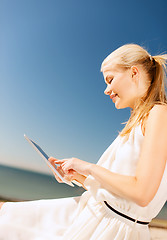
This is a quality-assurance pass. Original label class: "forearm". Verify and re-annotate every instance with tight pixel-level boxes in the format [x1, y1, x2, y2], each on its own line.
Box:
[88, 164, 143, 205]
[55, 157, 149, 205]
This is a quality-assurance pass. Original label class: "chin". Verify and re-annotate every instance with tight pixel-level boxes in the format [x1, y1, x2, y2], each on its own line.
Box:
[114, 102, 122, 109]
[115, 105, 122, 109]
[114, 102, 128, 110]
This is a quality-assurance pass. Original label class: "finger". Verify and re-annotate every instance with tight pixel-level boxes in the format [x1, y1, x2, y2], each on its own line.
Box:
[48, 156, 56, 162]
[48, 158, 66, 183]
[68, 169, 76, 175]
[61, 161, 73, 170]
[63, 174, 72, 181]
[53, 166, 64, 182]
[54, 174, 63, 183]
[62, 165, 71, 174]
[56, 166, 65, 176]
[0, 202, 5, 210]
[54, 159, 66, 164]
[48, 157, 57, 166]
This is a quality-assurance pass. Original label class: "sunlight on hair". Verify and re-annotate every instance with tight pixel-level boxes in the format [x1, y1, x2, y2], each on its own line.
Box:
[101, 44, 167, 140]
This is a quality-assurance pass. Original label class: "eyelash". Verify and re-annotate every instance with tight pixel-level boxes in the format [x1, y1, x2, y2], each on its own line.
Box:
[108, 78, 113, 84]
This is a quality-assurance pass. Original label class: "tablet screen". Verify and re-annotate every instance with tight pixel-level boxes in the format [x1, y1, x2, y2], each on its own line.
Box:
[24, 134, 74, 187]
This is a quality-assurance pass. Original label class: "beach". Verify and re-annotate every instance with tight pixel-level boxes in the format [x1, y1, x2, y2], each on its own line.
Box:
[149, 219, 167, 239]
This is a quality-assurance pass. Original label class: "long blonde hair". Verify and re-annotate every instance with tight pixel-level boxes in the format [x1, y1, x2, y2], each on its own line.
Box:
[101, 44, 167, 138]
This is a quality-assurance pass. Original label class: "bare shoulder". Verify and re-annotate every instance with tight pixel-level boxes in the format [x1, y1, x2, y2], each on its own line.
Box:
[149, 104, 167, 116]
[145, 104, 167, 135]
[141, 104, 167, 136]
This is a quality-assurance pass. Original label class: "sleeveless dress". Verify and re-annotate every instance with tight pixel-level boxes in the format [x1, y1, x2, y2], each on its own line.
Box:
[0, 124, 167, 240]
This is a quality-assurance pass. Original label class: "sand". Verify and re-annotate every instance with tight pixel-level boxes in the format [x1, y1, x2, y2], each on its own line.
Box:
[149, 219, 167, 240]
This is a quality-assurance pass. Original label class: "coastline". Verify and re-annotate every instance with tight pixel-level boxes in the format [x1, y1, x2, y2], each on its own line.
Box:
[0, 197, 167, 239]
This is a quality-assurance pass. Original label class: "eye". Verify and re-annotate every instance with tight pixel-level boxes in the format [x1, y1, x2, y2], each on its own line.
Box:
[105, 75, 114, 84]
[108, 78, 113, 84]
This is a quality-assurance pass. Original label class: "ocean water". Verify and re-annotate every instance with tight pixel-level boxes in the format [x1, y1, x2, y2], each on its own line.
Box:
[0, 164, 85, 200]
[0, 165, 166, 220]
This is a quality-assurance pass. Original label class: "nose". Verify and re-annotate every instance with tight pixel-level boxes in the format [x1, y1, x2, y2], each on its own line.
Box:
[104, 84, 112, 95]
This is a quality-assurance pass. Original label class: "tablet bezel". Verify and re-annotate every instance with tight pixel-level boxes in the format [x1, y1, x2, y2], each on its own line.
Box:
[24, 134, 74, 187]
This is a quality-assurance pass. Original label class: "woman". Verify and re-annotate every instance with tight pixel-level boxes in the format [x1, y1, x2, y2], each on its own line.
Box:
[0, 44, 167, 240]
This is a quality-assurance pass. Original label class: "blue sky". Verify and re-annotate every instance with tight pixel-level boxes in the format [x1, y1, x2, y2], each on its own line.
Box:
[0, 0, 167, 174]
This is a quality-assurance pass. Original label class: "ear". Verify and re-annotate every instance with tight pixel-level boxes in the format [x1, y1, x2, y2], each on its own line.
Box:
[131, 66, 139, 82]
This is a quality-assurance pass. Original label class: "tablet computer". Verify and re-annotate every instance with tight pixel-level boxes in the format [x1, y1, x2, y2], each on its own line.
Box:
[24, 134, 74, 187]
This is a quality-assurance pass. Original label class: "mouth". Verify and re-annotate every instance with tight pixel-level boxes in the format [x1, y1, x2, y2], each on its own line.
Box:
[110, 93, 118, 100]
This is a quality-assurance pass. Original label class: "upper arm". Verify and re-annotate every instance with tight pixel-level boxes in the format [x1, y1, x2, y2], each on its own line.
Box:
[135, 105, 167, 206]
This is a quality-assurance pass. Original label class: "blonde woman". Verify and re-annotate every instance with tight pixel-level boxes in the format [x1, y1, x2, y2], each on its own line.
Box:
[0, 44, 167, 240]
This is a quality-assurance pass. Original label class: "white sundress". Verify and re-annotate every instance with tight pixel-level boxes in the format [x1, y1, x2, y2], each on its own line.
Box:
[0, 124, 167, 240]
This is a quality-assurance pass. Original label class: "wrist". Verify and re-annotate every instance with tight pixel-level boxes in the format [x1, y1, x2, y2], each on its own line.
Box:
[86, 163, 95, 175]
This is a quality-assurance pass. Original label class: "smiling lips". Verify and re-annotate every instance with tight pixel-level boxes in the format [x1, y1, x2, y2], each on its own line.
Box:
[110, 93, 118, 100]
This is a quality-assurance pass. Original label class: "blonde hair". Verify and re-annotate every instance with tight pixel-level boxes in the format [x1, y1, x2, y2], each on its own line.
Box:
[101, 44, 167, 139]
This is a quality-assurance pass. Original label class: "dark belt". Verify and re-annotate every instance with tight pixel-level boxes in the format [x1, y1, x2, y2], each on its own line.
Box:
[104, 201, 150, 225]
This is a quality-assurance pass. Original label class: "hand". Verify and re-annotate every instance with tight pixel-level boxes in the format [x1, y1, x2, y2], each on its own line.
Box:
[54, 157, 92, 176]
[48, 157, 73, 183]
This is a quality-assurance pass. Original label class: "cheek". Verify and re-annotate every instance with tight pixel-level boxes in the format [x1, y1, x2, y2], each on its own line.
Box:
[110, 79, 120, 92]
[114, 81, 124, 95]
[117, 78, 133, 96]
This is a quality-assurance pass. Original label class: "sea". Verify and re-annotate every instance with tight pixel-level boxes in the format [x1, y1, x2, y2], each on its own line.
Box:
[0, 164, 166, 220]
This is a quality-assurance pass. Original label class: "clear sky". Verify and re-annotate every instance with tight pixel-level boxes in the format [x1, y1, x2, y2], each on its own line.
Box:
[0, 0, 167, 174]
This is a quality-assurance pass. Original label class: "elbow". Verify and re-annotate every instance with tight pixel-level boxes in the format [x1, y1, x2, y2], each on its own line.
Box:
[134, 191, 152, 207]
[132, 178, 153, 207]
[135, 198, 150, 207]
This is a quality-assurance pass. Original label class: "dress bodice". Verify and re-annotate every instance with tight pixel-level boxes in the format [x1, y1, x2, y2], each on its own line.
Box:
[84, 124, 167, 222]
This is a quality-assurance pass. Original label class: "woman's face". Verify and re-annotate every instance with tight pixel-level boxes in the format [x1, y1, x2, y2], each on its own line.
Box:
[103, 65, 144, 110]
